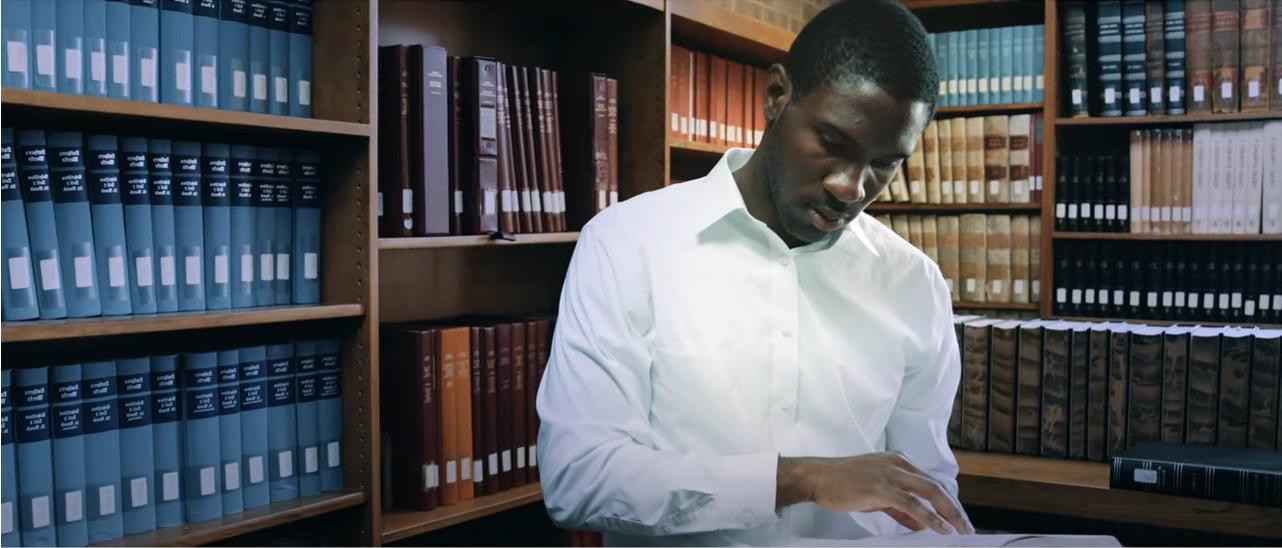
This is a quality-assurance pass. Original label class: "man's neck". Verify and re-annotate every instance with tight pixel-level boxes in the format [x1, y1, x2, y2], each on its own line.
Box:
[731, 146, 807, 248]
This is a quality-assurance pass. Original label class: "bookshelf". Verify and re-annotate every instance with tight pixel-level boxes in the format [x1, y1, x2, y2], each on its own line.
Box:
[867, 203, 1041, 213]
[935, 102, 1044, 116]
[1, 304, 365, 343]
[1052, 232, 1282, 242]
[380, 483, 544, 544]
[1055, 110, 1282, 127]
[377, 233, 580, 250]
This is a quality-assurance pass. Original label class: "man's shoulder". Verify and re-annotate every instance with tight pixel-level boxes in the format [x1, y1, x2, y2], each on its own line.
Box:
[851, 214, 935, 272]
[582, 177, 710, 239]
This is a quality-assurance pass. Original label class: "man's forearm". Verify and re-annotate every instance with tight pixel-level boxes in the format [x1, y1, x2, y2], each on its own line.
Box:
[776, 457, 813, 510]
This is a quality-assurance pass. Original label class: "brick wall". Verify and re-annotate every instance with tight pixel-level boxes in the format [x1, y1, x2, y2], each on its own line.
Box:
[705, 0, 840, 33]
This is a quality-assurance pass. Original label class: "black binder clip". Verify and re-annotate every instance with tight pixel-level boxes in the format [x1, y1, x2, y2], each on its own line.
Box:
[487, 230, 516, 242]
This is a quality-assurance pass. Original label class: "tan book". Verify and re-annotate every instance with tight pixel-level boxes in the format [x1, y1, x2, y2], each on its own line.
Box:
[1182, 128, 1195, 234]
[1164, 128, 1181, 234]
[875, 214, 893, 229]
[1188, 0, 1216, 113]
[923, 215, 940, 264]
[908, 215, 924, 250]
[1029, 216, 1042, 301]
[1008, 114, 1032, 203]
[925, 121, 942, 204]
[937, 216, 962, 301]
[437, 326, 467, 505]
[1130, 130, 1146, 233]
[959, 213, 989, 302]
[983, 116, 1011, 204]
[938, 119, 955, 204]
[890, 165, 911, 202]
[966, 117, 986, 203]
[891, 214, 912, 242]
[1242, 0, 1273, 111]
[952, 117, 969, 204]
[1152, 129, 1168, 234]
[907, 133, 927, 203]
[877, 184, 893, 203]
[1010, 215, 1031, 304]
[986, 215, 1013, 303]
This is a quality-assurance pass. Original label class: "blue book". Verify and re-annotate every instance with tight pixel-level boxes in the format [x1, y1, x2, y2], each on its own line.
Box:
[56, 0, 85, 94]
[291, 149, 319, 304]
[1162, 3, 1185, 114]
[267, 0, 289, 115]
[1020, 26, 1032, 103]
[1, 370, 18, 546]
[148, 139, 179, 313]
[159, 0, 194, 105]
[82, 361, 124, 543]
[253, 148, 275, 306]
[238, 346, 269, 509]
[120, 137, 157, 314]
[230, 145, 255, 308]
[115, 357, 155, 535]
[316, 339, 342, 492]
[16, 130, 67, 320]
[1034, 25, 1045, 103]
[1000, 26, 1014, 104]
[266, 343, 297, 502]
[246, 0, 270, 113]
[174, 140, 208, 313]
[181, 352, 222, 523]
[1, 128, 40, 321]
[83, 0, 108, 96]
[217, 350, 243, 515]
[14, 367, 56, 546]
[148, 354, 182, 528]
[202, 143, 231, 310]
[287, 0, 310, 117]
[130, 0, 159, 102]
[193, 0, 218, 108]
[218, 0, 250, 110]
[49, 131, 102, 319]
[294, 341, 320, 497]
[272, 149, 292, 305]
[951, 32, 963, 107]
[965, 30, 978, 106]
[87, 135, 133, 316]
[976, 29, 990, 105]
[2, 0, 32, 89]
[928, 34, 943, 107]
[31, 0, 56, 91]
[105, 0, 130, 99]
[50, 364, 87, 547]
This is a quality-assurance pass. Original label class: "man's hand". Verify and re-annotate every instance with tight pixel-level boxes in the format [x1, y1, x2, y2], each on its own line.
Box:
[777, 453, 974, 535]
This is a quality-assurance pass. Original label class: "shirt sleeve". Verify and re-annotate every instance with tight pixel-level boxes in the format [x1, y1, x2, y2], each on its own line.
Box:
[536, 222, 780, 537]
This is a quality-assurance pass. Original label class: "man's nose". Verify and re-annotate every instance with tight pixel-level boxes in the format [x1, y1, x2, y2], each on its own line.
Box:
[823, 166, 866, 205]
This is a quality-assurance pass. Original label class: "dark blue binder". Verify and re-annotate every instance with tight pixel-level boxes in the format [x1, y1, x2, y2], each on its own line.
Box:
[48, 131, 102, 318]
[149, 354, 182, 528]
[1, 128, 40, 321]
[87, 134, 133, 316]
[230, 145, 255, 308]
[217, 350, 243, 515]
[105, 0, 130, 98]
[218, 0, 250, 110]
[238, 345, 269, 509]
[202, 143, 231, 310]
[1, 370, 18, 546]
[116, 357, 156, 535]
[287, 0, 310, 117]
[14, 367, 56, 546]
[1164, 0, 1186, 115]
[130, 0, 160, 102]
[246, 0, 270, 113]
[294, 341, 320, 497]
[82, 361, 124, 543]
[271, 149, 291, 305]
[56, 0, 86, 94]
[16, 130, 67, 319]
[2, 0, 32, 89]
[266, 343, 297, 502]
[267, 0, 289, 115]
[120, 137, 157, 314]
[85, 0, 109, 96]
[181, 352, 222, 523]
[159, 0, 194, 105]
[291, 149, 319, 304]
[193, 0, 218, 108]
[30, 0, 56, 91]
[253, 148, 276, 305]
[50, 364, 87, 547]
[148, 139, 178, 313]
[317, 339, 342, 492]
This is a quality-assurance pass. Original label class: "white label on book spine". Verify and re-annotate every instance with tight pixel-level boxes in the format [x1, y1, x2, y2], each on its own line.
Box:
[401, 188, 413, 214]
[521, 189, 532, 212]
[1014, 180, 1027, 198]
[274, 76, 287, 103]
[1129, 88, 1141, 105]
[911, 180, 922, 196]
[502, 189, 517, 212]
[1161, 207, 1171, 222]
[1013, 280, 1025, 296]
[305, 446, 319, 473]
[1085, 289, 1095, 304]
[1056, 203, 1066, 218]
[455, 190, 464, 214]
[1071, 89, 1083, 105]
[949, 81, 958, 95]
[135, 256, 153, 287]
[162, 471, 179, 501]
[1094, 204, 1104, 219]
[954, 181, 965, 196]
[1204, 293, 1215, 309]
[30, 496, 49, 528]
[74, 255, 94, 288]
[39, 257, 60, 290]
[234, 69, 247, 98]
[185, 254, 201, 285]
[276, 254, 289, 280]
[543, 191, 554, 213]
[1068, 204, 1078, 219]
[260, 254, 274, 281]
[91, 51, 106, 83]
[969, 180, 980, 195]
[461, 458, 471, 480]
[1071, 289, 1081, 304]
[141, 53, 157, 88]
[35, 44, 53, 77]
[249, 455, 265, 484]
[1147, 292, 1158, 307]
[1001, 77, 1011, 92]
[530, 445, 537, 467]
[1150, 87, 1162, 104]
[176, 58, 191, 94]
[979, 79, 989, 94]
[966, 279, 976, 293]
[1129, 291, 1140, 307]
[201, 64, 216, 95]
[1081, 203, 1092, 218]
[423, 465, 438, 489]
[1219, 294, 1230, 310]
[1169, 86, 1181, 103]
[279, 450, 294, 478]
[967, 78, 976, 93]
[98, 485, 116, 516]
[1057, 288, 1067, 303]
[1114, 290, 1124, 305]
[1261, 295, 1273, 310]
[1, 501, 9, 535]
[1221, 82, 1232, 99]
[1105, 205, 1117, 220]
[671, 113, 678, 132]
[65, 490, 84, 522]
[253, 73, 268, 100]
[946, 278, 955, 293]
[517, 448, 526, 469]
[1032, 281, 1040, 296]
[129, 477, 148, 507]
[327, 441, 341, 468]
[304, 252, 318, 280]
[224, 462, 241, 491]
[299, 80, 311, 106]
[1134, 469, 1158, 484]
[159, 255, 176, 286]
[1232, 293, 1242, 308]
[991, 280, 1003, 295]
[1245, 300, 1256, 316]
[484, 189, 497, 216]
[1118, 205, 1129, 220]
[1175, 292, 1186, 308]
[6, 41, 26, 73]
[214, 254, 228, 284]
[473, 461, 483, 483]
[1193, 85, 1205, 103]
[989, 180, 1000, 195]
[240, 253, 254, 282]
[1189, 293, 1200, 309]
[1162, 292, 1173, 307]
[610, 190, 619, 206]
[1015, 76, 1024, 91]
[112, 54, 128, 85]
[1104, 88, 1116, 105]
[199, 466, 215, 495]
[502, 450, 512, 472]
[1099, 290, 1109, 305]
[488, 453, 498, 476]
[107, 255, 126, 287]
[8, 256, 30, 290]
[1035, 75, 1043, 90]
[1249, 80, 1260, 98]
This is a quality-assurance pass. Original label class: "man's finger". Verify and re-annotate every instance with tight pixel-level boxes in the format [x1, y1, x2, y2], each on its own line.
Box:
[893, 470, 974, 535]
[885, 489, 951, 535]
[880, 507, 925, 532]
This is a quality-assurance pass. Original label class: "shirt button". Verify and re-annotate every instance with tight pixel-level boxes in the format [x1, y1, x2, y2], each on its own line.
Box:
[781, 330, 792, 338]
[663, 524, 674, 533]
[742, 511, 753, 526]
[779, 257, 790, 266]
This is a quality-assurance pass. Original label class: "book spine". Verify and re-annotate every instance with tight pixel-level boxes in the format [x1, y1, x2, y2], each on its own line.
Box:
[1098, 1, 1125, 116]
[180, 352, 222, 523]
[376, 45, 409, 237]
[1165, 0, 1188, 114]
[120, 138, 157, 314]
[0, 371, 16, 547]
[15, 367, 56, 546]
[253, 147, 276, 305]
[246, 0, 269, 112]
[317, 339, 343, 492]
[1068, 329, 1089, 459]
[148, 354, 181, 528]
[105, 0, 130, 98]
[1186, 333, 1220, 444]
[172, 141, 205, 311]
[219, 0, 249, 110]
[237, 345, 269, 508]
[55, 0, 85, 94]
[82, 362, 123, 543]
[1241, 0, 1272, 110]
[1187, 0, 1216, 112]
[50, 364, 87, 546]
[481, 326, 498, 494]
[511, 323, 528, 485]
[468, 327, 486, 494]
[267, 0, 289, 115]
[148, 139, 178, 313]
[159, 0, 194, 105]
[294, 341, 321, 497]
[422, 47, 450, 235]
[192, 0, 218, 108]
[1146, 0, 1166, 114]
[1161, 333, 1190, 443]
[87, 135, 132, 316]
[965, 30, 979, 106]
[1122, 0, 1149, 115]
[1002, 27, 1015, 104]
[287, 0, 310, 117]
[977, 30, 990, 105]
[266, 343, 298, 502]
[201, 143, 231, 310]
[229, 145, 255, 307]
[48, 131, 102, 318]
[1039, 328, 1070, 457]
[987, 326, 1017, 453]
[272, 149, 292, 303]
[2, 0, 32, 89]
[1217, 332, 1252, 446]
[961, 322, 990, 450]
[462, 58, 499, 234]
[29, 0, 55, 91]
[1, 128, 39, 321]
[291, 150, 320, 304]
[116, 357, 156, 535]
[1211, 0, 1242, 112]
[85, 0, 108, 96]
[217, 350, 243, 515]
[1248, 333, 1280, 449]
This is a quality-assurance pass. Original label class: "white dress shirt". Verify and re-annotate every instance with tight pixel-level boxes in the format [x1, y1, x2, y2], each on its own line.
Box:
[536, 149, 962, 546]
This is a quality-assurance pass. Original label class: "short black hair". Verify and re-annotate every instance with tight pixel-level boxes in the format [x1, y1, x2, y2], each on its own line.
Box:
[784, 0, 938, 110]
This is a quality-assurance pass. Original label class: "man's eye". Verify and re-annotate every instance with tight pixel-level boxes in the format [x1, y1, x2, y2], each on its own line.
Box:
[819, 133, 843, 152]
[872, 159, 901, 170]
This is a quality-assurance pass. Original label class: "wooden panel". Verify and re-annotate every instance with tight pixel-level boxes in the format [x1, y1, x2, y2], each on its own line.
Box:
[1, 304, 364, 343]
[313, 0, 373, 124]
[1056, 111, 1282, 126]
[91, 492, 366, 547]
[668, 0, 794, 66]
[379, 232, 580, 249]
[381, 484, 544, 544]
[867, 203, 1042, 213]
[1039, 1, 1059, 319]
[1053, 232, 1282, 241]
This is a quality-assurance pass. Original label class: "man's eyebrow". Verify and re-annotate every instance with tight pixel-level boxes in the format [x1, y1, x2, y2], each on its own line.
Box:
[817, 121, 857, 145]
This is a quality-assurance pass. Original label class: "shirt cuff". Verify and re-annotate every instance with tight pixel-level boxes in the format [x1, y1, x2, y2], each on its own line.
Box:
[712, 452, 779, 530]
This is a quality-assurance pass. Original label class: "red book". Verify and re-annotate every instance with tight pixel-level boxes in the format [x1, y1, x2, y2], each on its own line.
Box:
[606, 77, 619, 207]
[381, 325, 440, 510]
[481, 325, 499, 494]
[511, 321, 528, 486]
[727, 61, 743, 147]
[710, 55, 728, 146]
[495, 321, 514, 491]
[468, 325, 486, 496]
[693, 52, 709, 142]
[671, 45, 691, 140]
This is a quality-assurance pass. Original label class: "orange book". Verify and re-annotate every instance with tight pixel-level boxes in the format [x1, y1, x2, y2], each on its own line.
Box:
[710, 56, 728, 146]
[693, 53, 709, 142]
[670, 45, 691, 140]
[727, 62, 743, 147]
[449, 326, 475, 501]
[436, 328, 461, 505]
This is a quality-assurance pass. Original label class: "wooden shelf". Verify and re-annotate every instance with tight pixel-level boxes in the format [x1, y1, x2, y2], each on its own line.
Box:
[955, 451, 1282, 538]
[91, 491, 366, 547]
[1056, 110, 1282, 127]
[1052, 231, 1282, 242]
[1, 89, 371, 137]
[901, 0, 1033, 9]
[954, 301, 1038, 311]
[2, 304, 365, 343]
[668, 0, 794, 65]
[1049, 316, 1282, 329]
[381, 483, 544, 544]
[868, 203, 1041, 213]
[936, 102, 1044, 116]
[378, 232, 580, 250]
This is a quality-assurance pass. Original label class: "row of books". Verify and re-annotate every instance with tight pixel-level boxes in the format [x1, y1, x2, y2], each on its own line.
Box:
[380, 316, 551, 512]
[1, 128, 323, 322]
[0, 0, 314, 116]
[1062, 0, 1282, 117]
[668, 46, 766, 147]
[932, 25, 1047, 107]
[1112, 442, 1282, 507]
[377, 46, 619, 238]
[1, 340, 344, 547]
[879, 114, 1044, 205]
[950, 316, 1282, 465]
[874, 214, 1043, 305]
[1052, 241, 1282, 323]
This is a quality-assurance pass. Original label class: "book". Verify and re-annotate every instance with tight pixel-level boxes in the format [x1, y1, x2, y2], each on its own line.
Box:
[1187, 0, 1215, 112]
[938, 119, 955, 204]
[148, 139, 179, 313]
[1240, 0, 1271, 110]
[1, 370, 17, 546]
[1016, 319, 1044, 455]
[229, 145, 255, 308]
[181, 352, 223, 523]
[1064, 2, 1092, 116]
[1186, 327, 1222, 445]
[381, 325, 439, 510]
[294, 341, 321, 497]
[149, 354, 182, 528]
[937, 217, 960, 301]
[85, 0, 109, 96]
[14, 367, 56, 546]
[1105, 324, 1132, 459]
[985, 214, 1012, 303]
[958, 214, 987, 302]
[237, 345, 270, 508]
[50, 363, 88, 546]
[1122, 0, 1148, 115]
[316, 339, 343, 492]
[291, 149, 320, 304]
[467, 326, 487, 494]
[1127, 327, 1165, 450]
[246, 0, 269, 112]
[201, 142, 231, 310]
[287, 0, 311, 117]
[987, 320, 1021, 453]
[271, 148, 292, 304]
[961, 319, 998, 451]
[173, 141, 206, 311]
[411, 45, 449, 236]
[266, 343, 298, 502]
[965, 117, 985, 203]
[160, 0, 195, 105]
[194, 0, 218, 108]
[559, 72, 610, 230]
[1145, 0, 1166, 114]
[217, 350, 243, 515]
[1098, 1, 1125, 116]
[106, 0, 130, 98]
[1248, 329, 1280, 450]
[1160, 327, 1193, 445]
[670, 45, 689, 140]
[606, 77, 619, 208]
[1040, 323, 1071, 458]
[462, 57, 500, 235]
[252, 146, 276, 305]
[119, 138, 157, 314]
[86, 135, 132, 316]
[449, 57, 464, 233]
[219, 0, 250, 110]
[48, 131, 103, 319]
[1085, 324, 1110, 461]
[907, 129, 926, 203]
[1211, 0, 1242, 112]
[57, 0, 87, 94]
[1111, 442, 1282, 505]
[1067, 323, 1090, 459]
[115, 357, 156, 535]
[1008, 115, 1031, 203]
[1165, 0, 1188, 113]
[1217, 328, 1253, 447]
[1010, 216, 1031, 304]
[28, 0, 53, 91]
[267, 0, 289, 115]
[82, 361, 124, 543]
[1, 128, 39, 321]
[2, 0, 32, 89]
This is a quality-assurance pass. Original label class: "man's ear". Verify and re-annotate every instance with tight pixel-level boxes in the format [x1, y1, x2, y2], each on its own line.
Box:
[763, 63, 792, 125]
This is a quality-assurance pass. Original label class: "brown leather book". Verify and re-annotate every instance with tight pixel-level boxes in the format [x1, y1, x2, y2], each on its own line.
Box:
[1029, 216, 1041, 302]
[1016, 319, 1045, 456]
[1068, 324, 1090, 460]
[1186, 327, 1222, 445]
[461, 57, 500, 234]
[510, 321, 528, 487]
[710, 55, 727, 146]
[514, 66, 543, 234]
[1010, 215, 1031, 304]
[907, 215, 924, 249]
[1187, 0, 1216, 113]
[1217, 328, 1252, 447]
[965, 117, 986, 204]
[468, 325, 486, 496]
[1211, 0, 1242, 112]
[950, 316, 980, 447]
[1247, 330, 1280, 450]
[495, 63, 518, 234]
[606, 78, 619, 207]
[951, 118, 969, 204]
[507, 65, 533, 233]
[740, 66, 752, 147]
[526, 67, 554, 231]
[449, 56, 463, 234]
[1273, 0, 1282, 110]
[924, 121, 941, 204]
[1162, 327, 1193, 444]
[1241, 0, 1272, 110]
[1107, 325, 1131, 460]
[549, 69, 568, 232]
[962, 319, 998, 451]
[481, 325, 499, 493]
[1146, 0, 1168, 115]
[440, 326, 473, 501]
[958, 213, 988, 302]
[727, 62, 743, 147]
[757, 67, 769, 145]
[1127, 327, 1165, 449]
[693, 53, 709, 142]
[437, 326, 460, 506]
[936, 216, 961, 301]
[1087, 325, 1110, 462]
[528, 318, 549, 482]
[409, 45, 450, 236]
[987, 320, 1021, 454]
[671, 45, 690, 140]
[938, 119, 955, 205]
[1008, 115, 1031, 203]
[1040, 322, 1071, 458]
[377, 45, 413, 238]
[382, 325, 439, 510]
[982, 115, 1010, 204]
[985, 214, 1012, 304]
[558, 73, 609, 231]
[495, 321, 514, 490]
[921, 215, 939, 264]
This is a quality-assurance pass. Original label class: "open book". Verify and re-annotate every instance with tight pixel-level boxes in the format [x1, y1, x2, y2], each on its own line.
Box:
[787, 532, 1122, 547]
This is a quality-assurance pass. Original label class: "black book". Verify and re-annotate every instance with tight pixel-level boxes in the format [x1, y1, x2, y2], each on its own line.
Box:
[1054, 242, 1072, 316]
[1162, 0, 1187, 114]
[1071, 242, 1088, 317]
[1229, 245, 1247, 322]
[1111, 442, 1281, 507]
[1110, 247, 1128, 318]
[1055, 156, 1070, 232]
[1201, 245, 1221, 322]
[1245, 246, 1261, 321]
[1082, 243, 1100, 317]
[1143, 244, 1163, 320]
[1173, 245, 1190, 321]
[1262, 247, 1279, 324]
[1063, 1, 1093, 116]
[1114, 155, 1131, 231]
[1068, 156, 1084, 232]
[1097, 1, 1125, 116]
[1125, 246, 1144, 318]
[1121, 0, 1148, 115]
[1079, 156, 1096, 233]
[1160, 244, 1177, 320]
[1212, 246, 1231, 322]
[1091, 155, 1108, 232]
[1101, 155, 1119, 232]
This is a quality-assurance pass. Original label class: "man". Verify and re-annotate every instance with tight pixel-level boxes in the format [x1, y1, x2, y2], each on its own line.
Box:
[536, 0, 973, 544]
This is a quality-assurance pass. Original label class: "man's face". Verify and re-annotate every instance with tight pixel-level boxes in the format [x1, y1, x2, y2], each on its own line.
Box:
[763, 78, 931, 245]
